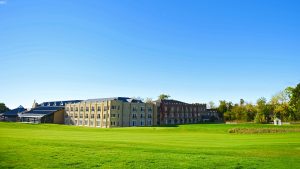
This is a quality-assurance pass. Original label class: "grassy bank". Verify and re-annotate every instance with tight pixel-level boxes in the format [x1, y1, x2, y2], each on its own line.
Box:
[0, 122, 300, 169]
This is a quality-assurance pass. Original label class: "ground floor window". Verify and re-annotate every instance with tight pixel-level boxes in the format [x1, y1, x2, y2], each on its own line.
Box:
[90, 120, 94, 127]
[96, 121, 101, 127]
[147, 120, 152, 126]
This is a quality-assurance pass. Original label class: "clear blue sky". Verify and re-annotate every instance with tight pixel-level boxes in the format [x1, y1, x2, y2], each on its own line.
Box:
[0, 0, 299, 109]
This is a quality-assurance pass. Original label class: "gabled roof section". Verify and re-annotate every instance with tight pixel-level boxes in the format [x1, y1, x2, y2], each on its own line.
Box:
[39, 100, 82, 107]
[19, 100, 81, 118]
[2, 106, 26, 116]
[83, 97, 144, 103]
[19, 106, 63, 117]
[154, 99, 187, 105]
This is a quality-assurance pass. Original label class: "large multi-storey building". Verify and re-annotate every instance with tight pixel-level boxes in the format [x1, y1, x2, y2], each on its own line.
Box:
[64, 97, 157, 128]
[154, 99, 218, 125]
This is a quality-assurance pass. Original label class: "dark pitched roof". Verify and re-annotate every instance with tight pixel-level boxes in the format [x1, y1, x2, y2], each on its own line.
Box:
[154, 99, 187, 104]
[83, 97, 143, 103]
[19, 100, 81, 118]
[2, 106, 26, 116]
[39, 100, 82, 107]
[19, 106, 63, 118]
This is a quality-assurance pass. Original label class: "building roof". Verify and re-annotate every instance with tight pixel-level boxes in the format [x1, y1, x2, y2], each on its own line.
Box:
[19, 106, 63, 117]
[82, 97, 144, 103]
[39, 100, 82, 107]
[154, 99, 206, 106]
[19, 100, 81, 118]
[154, 99, 188, 105]
[2, 106, 26, 117]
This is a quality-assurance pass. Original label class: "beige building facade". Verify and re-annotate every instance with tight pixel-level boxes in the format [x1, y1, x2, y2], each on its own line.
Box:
[64, 97, 157, 128]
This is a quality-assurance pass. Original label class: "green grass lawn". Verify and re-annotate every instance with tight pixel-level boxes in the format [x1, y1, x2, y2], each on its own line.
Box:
[1, 122, 300, 169]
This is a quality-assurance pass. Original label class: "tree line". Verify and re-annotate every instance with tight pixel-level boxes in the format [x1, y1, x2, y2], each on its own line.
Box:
[211, 83, 300, 123]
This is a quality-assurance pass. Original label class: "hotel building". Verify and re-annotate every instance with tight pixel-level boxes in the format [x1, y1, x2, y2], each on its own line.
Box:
[64, 97, 157, 128]
[154, 99, 217, 125]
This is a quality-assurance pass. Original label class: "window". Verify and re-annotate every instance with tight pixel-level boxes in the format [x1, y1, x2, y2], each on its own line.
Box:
[148, 107, 152, 112]
[132, 107, 137, 112]
[117, 106, 120, 110]
[97, 114, 100, 119]
[90, 121, 94, 127]
[132, 114, 137, 118]
[111, 114, 116, 117]
[86, 107, 89, 111]
[75, 114, 78, 118]
[80, 107, 83, 111]
[91, 114, 94, 118]
[79, 120, 83, 125]
[85, 114, 88, 118]
[75, 107, 78, 111]
[147, 114, 152, 118]
[117, 114, 120, 118]
[71, 107, 73, 111]
[141, 107, 145, 112]
[111, 121, 116, 126]
[141, 121, 144, 126]
[97, 121, 101, 127]
[140, 114, 144, 118]
[66, 107, 69, 111]
[79, 113, 83, 118]
[97, 106, 101, 112]
[147, 120, 152, 126]
[104, 106, 108, 111]
[132, 121, 136, 126]
[91, 106, 95, 112]
[111, 106, 117, 110]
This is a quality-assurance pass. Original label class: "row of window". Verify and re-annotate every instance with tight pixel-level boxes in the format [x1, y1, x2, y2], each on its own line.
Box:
[131, 114, 152, 118]
[66, 106, 153, 112]
[164, 113, 202, 118]
[66, 113, 153, 119]
[164, 106, 206, 112]
[131, 120, 152, 126]
[66, 119, 152, 127]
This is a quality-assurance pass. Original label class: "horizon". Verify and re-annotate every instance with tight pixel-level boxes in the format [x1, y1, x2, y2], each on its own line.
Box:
[1, 0, 299, 109]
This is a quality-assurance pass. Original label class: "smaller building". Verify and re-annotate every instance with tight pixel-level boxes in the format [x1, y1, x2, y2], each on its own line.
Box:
[274, 117, 282, 126]
[19, 100, 81, 124]
[2, 105, 26, 122]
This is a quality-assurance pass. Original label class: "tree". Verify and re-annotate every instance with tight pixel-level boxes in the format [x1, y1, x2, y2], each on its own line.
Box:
[255, 97, 270, 123]
[218, 100, 227, 114]
[158, 94, 170, 100]
[240, 99, 245, 106]
[290, 83, 300, 120]
[0, 103, 10, 113]
[208, 101, 215, 109]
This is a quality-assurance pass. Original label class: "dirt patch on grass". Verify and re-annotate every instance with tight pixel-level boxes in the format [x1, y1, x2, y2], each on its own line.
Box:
[228, 128, 300, 134]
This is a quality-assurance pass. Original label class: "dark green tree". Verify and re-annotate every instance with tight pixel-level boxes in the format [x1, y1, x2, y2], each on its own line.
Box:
[0, 103, 10, 113]
[158, 94, 170, 100]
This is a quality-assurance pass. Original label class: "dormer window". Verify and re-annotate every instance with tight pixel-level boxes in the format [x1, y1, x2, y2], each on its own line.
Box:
[60, 101, 64, 106]
[53, 102, 56, 106]
[47, 102, 51, 106]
